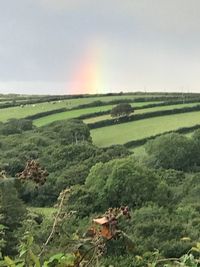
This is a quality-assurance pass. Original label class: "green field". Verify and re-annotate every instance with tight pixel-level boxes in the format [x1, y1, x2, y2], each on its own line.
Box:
[0, 95, 160, 122]
[33, 101, 159, 127]
[91, 110, 200, 147]
[0, 101, 71, 122]
[84, 102, 200, 124]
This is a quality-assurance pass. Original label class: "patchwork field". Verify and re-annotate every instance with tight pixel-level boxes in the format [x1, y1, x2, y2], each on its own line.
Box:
[33, 101, 159, 127]
[91, 110, 200, 147]
[84, 102, 200, 124]
[0, 95, 160, 122]
[2, 93, 200, 149]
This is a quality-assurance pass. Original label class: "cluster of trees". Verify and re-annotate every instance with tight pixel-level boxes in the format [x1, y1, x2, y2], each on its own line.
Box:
[1, 117, 200, 265]
[0, 119, 33, 135]
[145, 131, 200, 171]
[0, 119, 130, 205]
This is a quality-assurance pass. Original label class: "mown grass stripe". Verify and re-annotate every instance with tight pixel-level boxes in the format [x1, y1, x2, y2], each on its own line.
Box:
[91, 110, 200, 147]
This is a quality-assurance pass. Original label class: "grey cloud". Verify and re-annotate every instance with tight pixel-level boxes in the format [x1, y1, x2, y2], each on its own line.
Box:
[0, 0, 200, 94]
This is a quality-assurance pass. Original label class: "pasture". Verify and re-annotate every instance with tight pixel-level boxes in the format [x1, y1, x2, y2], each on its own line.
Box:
[33, 101, 159, 127]
[91, 110, 200, 147]
[84, 102, 200, 123]
[0, 94, 160, 122]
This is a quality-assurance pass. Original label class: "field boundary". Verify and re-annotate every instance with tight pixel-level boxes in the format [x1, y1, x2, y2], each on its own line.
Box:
[0, 94, 168, 109]
[30, 99, 200, 123]
[88, 104, 200, 129]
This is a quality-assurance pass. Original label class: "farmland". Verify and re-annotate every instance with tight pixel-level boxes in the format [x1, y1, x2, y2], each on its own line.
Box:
[84, 102, 200, 123]
[33, 101, 159, 126]
[0, 95, 160, 122]
[2, 92, 200, 266]
[2, 94, 200, 147]
[91, 110, 200, 146]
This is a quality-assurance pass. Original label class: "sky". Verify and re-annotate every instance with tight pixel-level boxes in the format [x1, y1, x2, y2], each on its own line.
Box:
[0, 0, 200, 95]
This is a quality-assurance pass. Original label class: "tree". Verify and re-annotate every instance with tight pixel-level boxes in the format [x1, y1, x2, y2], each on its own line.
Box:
[145, 133, 194, 171]
[84, 158, 159, 212]
[110, 103, 134, 118]
[0, 119, 33, 135]
[130, 205, 190, 257]
[42, 119, 92, 145]
[0, 180, 27, 256]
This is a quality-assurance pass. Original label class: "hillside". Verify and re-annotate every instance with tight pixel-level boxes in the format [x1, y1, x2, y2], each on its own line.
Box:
[1, 93, 200, 266]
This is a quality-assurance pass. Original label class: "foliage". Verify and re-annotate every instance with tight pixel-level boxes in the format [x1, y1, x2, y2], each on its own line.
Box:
[68, 157, 159, 215]
[2, 94, 200, 265]
[89, 104, 200, 130]
[0, 119, 33, 135]
[145, 133, 195, 171]
[110, 103, 134, 118]
[0, 180, 27, 256]
[91, 109, 200, 147]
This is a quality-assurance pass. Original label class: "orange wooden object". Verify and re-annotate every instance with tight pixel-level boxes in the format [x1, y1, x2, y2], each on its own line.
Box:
[100, 224, 113, 239]
[93, 217, 115, 240]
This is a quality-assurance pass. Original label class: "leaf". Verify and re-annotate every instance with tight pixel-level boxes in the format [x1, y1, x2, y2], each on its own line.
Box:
[181, 237, 191, 241]
[48, 253, 64, 262]
[196, 242, 200, 250]
[15, 262, 25, 267]
[147, 263, 156, 267]
[0, 224, 8, 230]
[135, 255, 143, 261]
[60, 254, 76, 266]
[19, 249, 28, 258]
[191, 247, 200, 253]
[4, 256, 16, 267]
[27, 235, 34, 247]
[29, 251, 40, 267]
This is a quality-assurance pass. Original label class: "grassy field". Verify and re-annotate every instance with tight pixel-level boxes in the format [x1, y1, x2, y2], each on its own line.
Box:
[0, 95, 160, 122]
[84, 102, 200, 124]
[33, 101, 159, 127]
[91, 110, 200, 147]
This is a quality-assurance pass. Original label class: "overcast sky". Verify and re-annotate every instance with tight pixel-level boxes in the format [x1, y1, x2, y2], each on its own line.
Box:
[0, 0, 200, 95]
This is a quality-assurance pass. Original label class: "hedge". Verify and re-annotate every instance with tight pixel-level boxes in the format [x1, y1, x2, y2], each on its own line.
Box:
[67, 97, 200, 111]
[88, 104, 200, 129]
[1, 92, 199, 110]
[76, 100, 200, 120]
[25, 108, 68, 120]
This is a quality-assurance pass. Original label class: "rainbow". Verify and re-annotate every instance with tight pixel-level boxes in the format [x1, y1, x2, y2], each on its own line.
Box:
[69, 39, 106, 95]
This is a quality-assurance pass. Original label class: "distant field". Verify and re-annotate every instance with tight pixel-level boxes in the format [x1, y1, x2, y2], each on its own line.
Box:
[33, 101, 159, 127]
[84, 102, 200, 124]
[0, 95, 160, 122]
[91, 110, 200, 147]
[0, 102, 69, 122]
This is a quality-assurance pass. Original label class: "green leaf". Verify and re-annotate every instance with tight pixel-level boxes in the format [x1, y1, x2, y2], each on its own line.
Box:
[60, 254, 76, 266]
[196, 242, 200, 250]
[27, 235, 34, 247]
[181, 237, 191, 241]
[48, 253, 64, 262]
[29, 251, 40, 267]
[4, 256, 16, 267]
[191, 247, 200, 253]
[19, 249, 28, 258]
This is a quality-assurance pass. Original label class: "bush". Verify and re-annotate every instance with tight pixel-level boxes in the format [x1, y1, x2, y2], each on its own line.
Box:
[145, 133, 195, 171]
